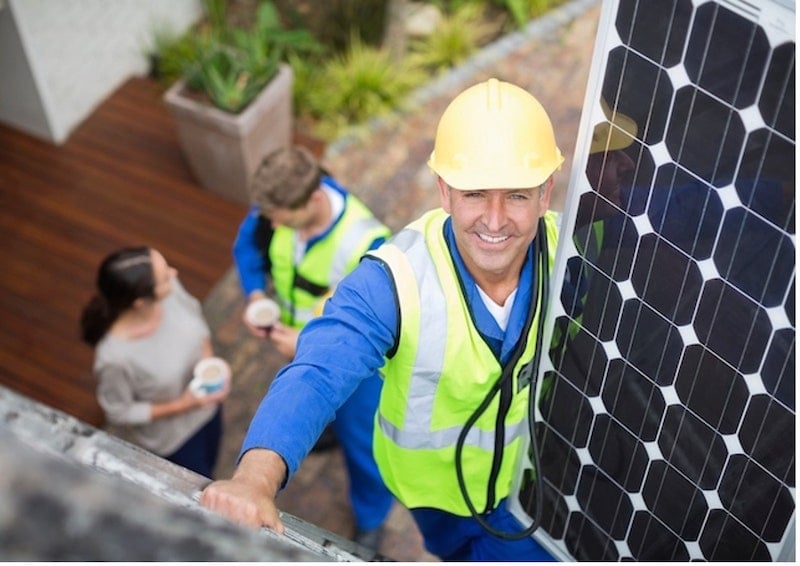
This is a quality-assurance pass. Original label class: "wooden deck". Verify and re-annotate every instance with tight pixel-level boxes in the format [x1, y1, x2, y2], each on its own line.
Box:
[0, 77, 251, 426]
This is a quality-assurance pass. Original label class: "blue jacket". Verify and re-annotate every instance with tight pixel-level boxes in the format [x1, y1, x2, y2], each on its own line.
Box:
[240, 214, 541, 483]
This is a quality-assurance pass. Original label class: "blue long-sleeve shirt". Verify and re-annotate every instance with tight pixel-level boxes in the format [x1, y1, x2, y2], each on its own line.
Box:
[240, 214, 539, 483]
[232, 205, 269, 297]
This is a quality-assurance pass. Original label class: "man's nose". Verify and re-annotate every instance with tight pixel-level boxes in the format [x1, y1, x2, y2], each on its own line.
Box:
[483, 194, 508, 228]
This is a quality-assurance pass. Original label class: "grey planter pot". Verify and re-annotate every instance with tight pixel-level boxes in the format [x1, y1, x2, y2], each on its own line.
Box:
[164, 64, 294, 205]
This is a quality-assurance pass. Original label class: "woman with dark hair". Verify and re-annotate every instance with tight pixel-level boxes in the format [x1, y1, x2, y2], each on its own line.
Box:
[80, 246, 229, 478]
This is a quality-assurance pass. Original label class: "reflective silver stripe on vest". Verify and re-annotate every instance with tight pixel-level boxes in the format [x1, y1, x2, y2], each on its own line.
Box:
[378, 412, 528, 450]
[378, 221, 527, 452]
[330, 216, 386, 284]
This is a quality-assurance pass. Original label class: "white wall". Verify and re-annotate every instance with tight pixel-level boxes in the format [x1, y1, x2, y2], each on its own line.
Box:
[0, 0, 204, 144]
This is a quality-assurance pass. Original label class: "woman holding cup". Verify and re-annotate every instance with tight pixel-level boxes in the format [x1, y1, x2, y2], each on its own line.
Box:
[80, 246, 230, 478]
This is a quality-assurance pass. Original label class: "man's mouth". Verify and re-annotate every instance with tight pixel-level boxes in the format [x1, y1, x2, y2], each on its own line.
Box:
[477, 233, 510, 244]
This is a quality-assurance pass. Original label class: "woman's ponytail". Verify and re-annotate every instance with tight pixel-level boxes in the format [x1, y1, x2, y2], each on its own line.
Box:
[80, 294, 113, 346]
[79, 246, 154, 347]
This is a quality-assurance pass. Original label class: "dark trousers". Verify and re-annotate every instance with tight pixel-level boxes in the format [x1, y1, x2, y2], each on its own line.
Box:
[165, 408, 223, 478]
[333, 372, 394, 530]
[411, 500, 556, 561]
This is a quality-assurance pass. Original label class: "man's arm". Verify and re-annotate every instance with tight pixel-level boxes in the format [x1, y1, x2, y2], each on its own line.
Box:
[232, 205, 270, 297]
[199, 258, 398, 529]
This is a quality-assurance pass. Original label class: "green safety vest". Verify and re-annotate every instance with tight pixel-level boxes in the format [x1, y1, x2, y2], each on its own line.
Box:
[270, 195, 390, 328]
[368, 208, 559, 515]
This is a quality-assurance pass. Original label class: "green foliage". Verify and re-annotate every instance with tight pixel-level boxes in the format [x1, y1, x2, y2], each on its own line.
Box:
[155, 0, 564, 128]
[286, 51, 321, 125]
[423, 0, 483, 12]
[204, 0, 226, 32]
[313, 0, 387, 51]
[150, 28, 197, 82]
[407, 3, 495, 73]
[299, 33, 427, 141]
[490, 0, 562, 28]
[155, 0, 322, 113]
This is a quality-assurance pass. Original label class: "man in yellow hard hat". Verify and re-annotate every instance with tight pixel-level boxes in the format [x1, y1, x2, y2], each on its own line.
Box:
[201, 78, 562, 561]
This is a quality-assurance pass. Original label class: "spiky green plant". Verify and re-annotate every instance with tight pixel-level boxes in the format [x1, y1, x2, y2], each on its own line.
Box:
[302, 32, 427, 140]
[155, 0, 322, 113]
[407, 3, 496, 73]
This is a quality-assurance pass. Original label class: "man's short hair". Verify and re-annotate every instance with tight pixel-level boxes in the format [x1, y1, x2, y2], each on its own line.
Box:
[249, 146, 322, 210]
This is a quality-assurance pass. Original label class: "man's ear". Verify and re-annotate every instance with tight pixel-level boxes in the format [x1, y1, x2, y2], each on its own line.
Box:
[539, 176, 555, 216]
[437, 176, 452, 213]
[308, 188, 326, 206]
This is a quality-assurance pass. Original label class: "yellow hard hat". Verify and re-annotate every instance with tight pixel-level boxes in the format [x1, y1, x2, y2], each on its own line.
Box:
[428, 78, 564, 190]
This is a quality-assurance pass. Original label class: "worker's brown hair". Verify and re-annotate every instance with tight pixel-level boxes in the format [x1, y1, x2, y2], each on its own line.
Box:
[249, 146, 322, 211]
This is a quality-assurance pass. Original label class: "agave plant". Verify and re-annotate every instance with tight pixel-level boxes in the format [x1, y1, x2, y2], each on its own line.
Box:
[159, 0, 321, 113]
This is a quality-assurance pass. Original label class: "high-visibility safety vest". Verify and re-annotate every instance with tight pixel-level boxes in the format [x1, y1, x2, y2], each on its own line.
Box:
[270, 194, 390, 328]
[368, 208, 558, 516]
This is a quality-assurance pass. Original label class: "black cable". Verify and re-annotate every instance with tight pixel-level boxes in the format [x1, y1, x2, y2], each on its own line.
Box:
[454, 218, 550, 540]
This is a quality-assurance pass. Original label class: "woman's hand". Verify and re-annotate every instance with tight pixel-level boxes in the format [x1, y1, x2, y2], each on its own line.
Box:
[188, 369, 232, 407]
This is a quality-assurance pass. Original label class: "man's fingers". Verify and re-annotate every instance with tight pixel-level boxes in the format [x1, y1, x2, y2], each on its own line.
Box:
[200, 481, 284, 533]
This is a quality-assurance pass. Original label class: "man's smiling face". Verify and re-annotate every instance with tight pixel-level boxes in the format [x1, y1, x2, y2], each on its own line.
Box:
[439, 176, 552, 284]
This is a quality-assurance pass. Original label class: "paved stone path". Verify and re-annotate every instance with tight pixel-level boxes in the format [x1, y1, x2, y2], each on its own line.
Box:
[203, 1, 600, 560]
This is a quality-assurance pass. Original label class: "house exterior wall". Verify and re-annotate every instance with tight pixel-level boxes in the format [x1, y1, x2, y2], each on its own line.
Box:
[0, 0, 203, 144]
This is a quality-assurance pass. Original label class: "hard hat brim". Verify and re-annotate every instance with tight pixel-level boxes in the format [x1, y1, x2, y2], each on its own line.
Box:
[429, 152, 564, 191]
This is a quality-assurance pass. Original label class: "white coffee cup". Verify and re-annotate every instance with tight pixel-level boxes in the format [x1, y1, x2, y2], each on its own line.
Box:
[190, 357, 230, 396]
[245, 297, 280, 331]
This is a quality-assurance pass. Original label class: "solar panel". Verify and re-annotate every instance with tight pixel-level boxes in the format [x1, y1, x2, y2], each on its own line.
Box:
[511, 0, 795, 560]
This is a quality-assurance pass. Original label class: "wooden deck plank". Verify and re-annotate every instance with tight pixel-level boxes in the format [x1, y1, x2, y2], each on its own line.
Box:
[0, 77, 249, 426]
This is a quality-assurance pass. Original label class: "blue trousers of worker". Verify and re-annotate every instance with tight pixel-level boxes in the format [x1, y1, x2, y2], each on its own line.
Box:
[332, 372, 394, 531]
[166, 407, 223, 479]
[411, 499, 556, 561]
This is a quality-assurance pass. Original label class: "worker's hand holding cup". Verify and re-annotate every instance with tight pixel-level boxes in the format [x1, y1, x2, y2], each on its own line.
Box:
[244, 297, 280, 338]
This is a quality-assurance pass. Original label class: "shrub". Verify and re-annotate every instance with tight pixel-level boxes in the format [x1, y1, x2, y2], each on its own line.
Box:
[491, 0, 564, 29]
[300, 33, 427, 140]
[407, 3, 497, 73]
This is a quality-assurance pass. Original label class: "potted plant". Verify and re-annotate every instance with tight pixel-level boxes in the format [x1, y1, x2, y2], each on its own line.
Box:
[161, 0, 321, 204]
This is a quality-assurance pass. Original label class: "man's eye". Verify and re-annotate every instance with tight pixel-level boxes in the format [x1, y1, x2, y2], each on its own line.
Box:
[509, 193, 528, 200]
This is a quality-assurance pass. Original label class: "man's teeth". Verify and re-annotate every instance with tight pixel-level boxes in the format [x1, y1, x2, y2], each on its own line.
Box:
[478, 233, 509, 243]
